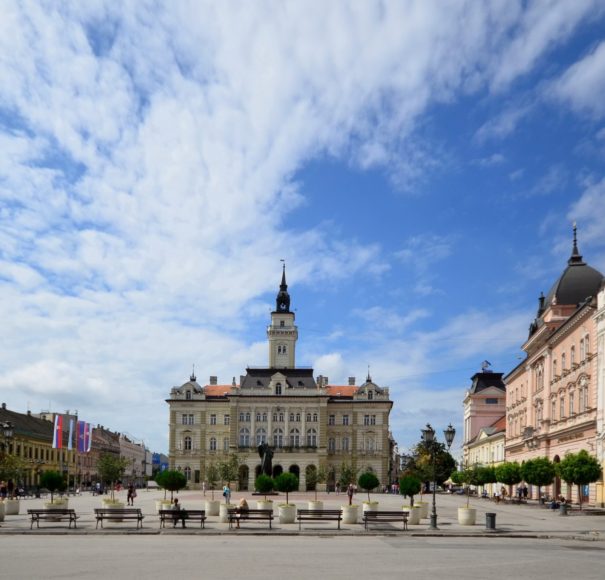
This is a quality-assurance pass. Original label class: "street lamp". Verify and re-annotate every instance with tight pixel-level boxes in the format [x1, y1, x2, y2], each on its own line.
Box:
[421, 423, 456, 530]
[1, 421, 14, 456]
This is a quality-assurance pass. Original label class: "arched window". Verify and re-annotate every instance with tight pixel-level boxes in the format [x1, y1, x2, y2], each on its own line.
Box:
[239, 428, 250, 447]
[184, 436, 192, 451]
[365, 437, 375, 452]
[306, 428, 317, 447]
[312, 413, 318, 422]
[279, 412, 284, 422]
[552, 359, 557, 378]
[585, 334, 590, 355]
[295, 413, 301, 422]
[256, 413, 261, 422]
[306, 413, 311, 422]
[289, 413, 294, 422]
[561, 353, 566, 370]
[256, 428, 267, 445]
[570, 346, 575, 366]
[209, 437, 217, 451]
[569, 392, 574, 415]
[273, 428, 284, 448]
[580, 339, 585, 361]
[262, 412, 267, 422]
[245, 412, 251, 422]
[276, 383, 282, 395]
[289, 428, 300, 447]
[184, 466, 191, 481]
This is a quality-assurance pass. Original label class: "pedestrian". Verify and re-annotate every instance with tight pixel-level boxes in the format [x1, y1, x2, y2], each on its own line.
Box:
[202, 481, 207, 496]
[127, 483, 136, 506]
[347, 483, 354, 506]
[223, 484, 231, 504]
[523, 485, 528, 499]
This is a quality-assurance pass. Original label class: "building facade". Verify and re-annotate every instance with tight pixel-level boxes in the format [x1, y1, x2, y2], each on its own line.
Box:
[167, 268, 394, 491]
[595, 283, 605, 505]
[504, 228, 604, 504]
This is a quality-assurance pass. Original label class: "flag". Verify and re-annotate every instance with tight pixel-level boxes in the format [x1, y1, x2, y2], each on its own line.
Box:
[52, 415, 63, 449]
[86, 423, 92, 452]
[77, 421, 92, 453]
[67, 418, 74, 451]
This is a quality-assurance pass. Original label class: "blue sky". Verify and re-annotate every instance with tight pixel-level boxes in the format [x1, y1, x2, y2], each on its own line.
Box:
[1, 1, 605, 456]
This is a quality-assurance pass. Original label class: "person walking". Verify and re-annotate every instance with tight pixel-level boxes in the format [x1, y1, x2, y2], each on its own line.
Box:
[347, 483, 354, 506]
[223, 484, 231, 504]
[127, 483, 136, 506]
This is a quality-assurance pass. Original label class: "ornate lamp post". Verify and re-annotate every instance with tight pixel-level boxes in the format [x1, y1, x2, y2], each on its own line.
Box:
[1, 421, 14, 454]
[421, 423, 456, 530]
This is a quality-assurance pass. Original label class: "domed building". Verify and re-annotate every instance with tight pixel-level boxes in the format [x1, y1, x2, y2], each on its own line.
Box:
[505, 226, 605, 505]
[166, 267, 396, 491]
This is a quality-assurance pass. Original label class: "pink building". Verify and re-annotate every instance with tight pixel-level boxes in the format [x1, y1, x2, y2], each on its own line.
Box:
[505, 227, 604, 504]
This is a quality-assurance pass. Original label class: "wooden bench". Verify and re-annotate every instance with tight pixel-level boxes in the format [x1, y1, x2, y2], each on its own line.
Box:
[159, 509, 206, 528]
[296, 509, 343, 530]
[228, 508, 273, 529]
[94, 508, 144, 529]
[28, 508, 79, 529]
[363, 510, 409, 531]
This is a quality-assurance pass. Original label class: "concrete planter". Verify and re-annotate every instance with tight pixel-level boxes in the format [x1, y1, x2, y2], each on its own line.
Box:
[0, 502, 5, 522]
[4, 498, 20, 515]
[156, 500, 173, 513]
[219, 503, 235, 523]
[307, 500, 324, 510]
[44, 499, 69, 509]
[101, 500, 125, 521]
[402, 505, 421, 525]
[416, 502, 429, 519]
[205, 499, 220, 516]
[256, 500, 274, 512]
[458, 507, 477, 526]
[362, 501, 379, 513]
[341, 505, 359, 524]
[278, 504, 296, 524]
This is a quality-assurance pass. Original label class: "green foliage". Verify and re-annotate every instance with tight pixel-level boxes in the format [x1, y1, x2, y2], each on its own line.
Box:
[520, 457, 555, 498]
[274, 472, 299, 504]
[337, 461, 358, 488]
[495, 462, 522, 501]
[255, 473, 274, 500]
[159, 470, 187, 500]
[412, 441, 457, 486]
[205, 462, 219, 499]
[358, 471, 380, 502]
[475, 466, 497, 487]
[0, 454, 27, 492]
[557, 450, 602, 510]
[399, 475, 422, 503]
[218, 454, 240, 486]
[97, 454, 130, 501]
[306, 464, 328, 500]
[40, 470, 65, 502]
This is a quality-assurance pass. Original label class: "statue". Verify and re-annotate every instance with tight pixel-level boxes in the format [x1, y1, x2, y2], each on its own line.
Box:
[258, 442, 273, 476]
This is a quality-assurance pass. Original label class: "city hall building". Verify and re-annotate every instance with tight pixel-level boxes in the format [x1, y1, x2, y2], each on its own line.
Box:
[167, 268, 394, 491]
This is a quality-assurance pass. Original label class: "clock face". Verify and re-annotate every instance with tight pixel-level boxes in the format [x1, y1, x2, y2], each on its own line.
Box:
[280, 302, 287, 310]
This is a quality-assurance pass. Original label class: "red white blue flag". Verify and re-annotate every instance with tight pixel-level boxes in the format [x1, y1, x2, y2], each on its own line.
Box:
[77, 421, 92, 453]
[52, 415, 63, 449]
[67, 418, 74, 451]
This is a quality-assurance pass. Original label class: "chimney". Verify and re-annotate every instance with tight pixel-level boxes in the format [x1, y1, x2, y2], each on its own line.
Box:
[348, 376, 356, 386]
[323, 377, 329, 386]
[209, 376, 218, 385]
[1, 402, 6, 410]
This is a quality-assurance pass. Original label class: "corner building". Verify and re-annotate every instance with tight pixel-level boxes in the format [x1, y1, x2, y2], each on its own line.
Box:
[505, 228, 604, 504]
[167, 268, 393, 491]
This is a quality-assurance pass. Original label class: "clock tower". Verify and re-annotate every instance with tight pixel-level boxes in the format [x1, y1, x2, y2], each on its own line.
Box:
[267, 265, 298, 368]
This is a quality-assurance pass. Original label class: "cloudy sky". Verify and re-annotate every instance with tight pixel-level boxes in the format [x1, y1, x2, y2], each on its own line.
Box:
[2, 1, 605, 456]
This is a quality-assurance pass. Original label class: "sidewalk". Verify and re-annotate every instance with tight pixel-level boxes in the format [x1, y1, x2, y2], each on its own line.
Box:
[2, 488, 605, 540]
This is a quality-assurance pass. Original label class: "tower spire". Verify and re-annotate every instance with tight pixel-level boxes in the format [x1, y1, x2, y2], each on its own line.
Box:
[190, 364, 196, 382]
[275, 260, 291, 312]
[568, 222, 585, 265]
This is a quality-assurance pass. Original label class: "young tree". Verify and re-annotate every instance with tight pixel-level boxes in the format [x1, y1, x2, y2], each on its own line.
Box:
[413, 441, 457, 488]
[218, 454, 240, 489]
[97, 454, 130, 501]
[451, 465, 481, 508]
[306, 464, 327, 501]
[557, 450, 602, 510]
[255, 474, 274, 501]
[39, 470, 65, 503]
[495, 462, 522, 502]
[358, 470, 380, 503]
[338, 461, 358, 490]
[520, 457, 555, 502]
[160, 470, 187, 501]
[399, 475, 422, 506]
[205, 462, 219, 501]
[274, 472, 299, 505]
[475, 465, 497, 495]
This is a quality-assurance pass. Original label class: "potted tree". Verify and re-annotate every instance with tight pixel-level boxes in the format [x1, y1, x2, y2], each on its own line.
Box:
[399, 475, 422, 525]
[161, 470, 187, 502]
[255, 473, 275, 510]
[204, 462, 220, 516]
[40, 470, 68, 509]
[451, 466, 478, 525]
[306, 464, 327, 509]
[338, 461, 359, 524]
[97, 454, 130, 508]
[0, 454, 26, 515]
[154, 471, 173, 512]
[520, 457, 555, 505]
[218, 455, 240, 522]
[557, 450, 602, 512]
[358, 470, 380, 513]
[274, 472, 299, 523]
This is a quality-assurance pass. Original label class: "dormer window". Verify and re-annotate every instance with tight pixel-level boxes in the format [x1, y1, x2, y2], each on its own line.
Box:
[368, 391, 373, 400]
[185, 390, 192, 400]
[276, 382, 282, 395]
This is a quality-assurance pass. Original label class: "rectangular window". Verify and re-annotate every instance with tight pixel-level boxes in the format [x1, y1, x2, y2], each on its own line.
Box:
[210, 414, 217, 425]
[188, 414, 194, 425]
[181, 414, 188, 425]
[342, 415, 349, 426]
[223, 438, 229, 451]
[279, 412, 284, 422]
[224, 415, 230, 425]
[328, 438, 335, 452]
[569, 394, 574, 416]
[256, 413, 261, 422]
[328, 414, 335, 426]
[560, 397, 565, 419]
[485, 398, 499, 404]
[273, 413, 277, 422]
[364, 415, 370, 426]
[239, 412, 244, 422]
[342, 437, 349, 451]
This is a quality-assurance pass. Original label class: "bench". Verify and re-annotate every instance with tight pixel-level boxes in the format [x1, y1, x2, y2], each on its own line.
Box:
[363, 510, 409, 531]
[94, 508, 144, 529]
[28, 508, 79, 529]
[228, 508, 273, 529]
[159, 509, 206, 528]
[296, 509, 343, 530]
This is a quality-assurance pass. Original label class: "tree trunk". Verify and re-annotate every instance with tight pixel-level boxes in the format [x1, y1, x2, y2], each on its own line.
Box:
[577, 484, 582, 511]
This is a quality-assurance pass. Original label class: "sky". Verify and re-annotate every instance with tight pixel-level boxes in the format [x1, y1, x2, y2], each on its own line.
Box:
[1, 1, 605, 457]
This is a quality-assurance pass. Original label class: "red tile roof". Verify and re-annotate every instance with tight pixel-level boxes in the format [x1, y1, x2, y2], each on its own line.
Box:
[204, 385, 234, 396]
[326, 385, 358, 397]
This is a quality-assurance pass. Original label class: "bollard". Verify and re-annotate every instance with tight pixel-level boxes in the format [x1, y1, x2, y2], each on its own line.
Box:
[485, 512, 496, 530]
[559, 503, 568, 516]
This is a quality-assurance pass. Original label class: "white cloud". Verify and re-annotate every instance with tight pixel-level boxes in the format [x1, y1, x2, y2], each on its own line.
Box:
[552, 41, 605, 118]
